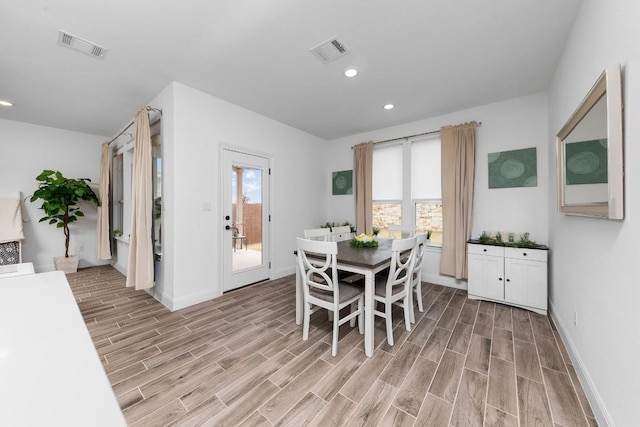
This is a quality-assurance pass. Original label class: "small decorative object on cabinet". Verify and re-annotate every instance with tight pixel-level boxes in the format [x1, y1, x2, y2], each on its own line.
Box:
[467, 241, 549, 314]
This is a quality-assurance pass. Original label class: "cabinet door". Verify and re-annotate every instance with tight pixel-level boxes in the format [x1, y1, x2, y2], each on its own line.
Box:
[504, 257, 547, 310]
[468, 253, 504, 301]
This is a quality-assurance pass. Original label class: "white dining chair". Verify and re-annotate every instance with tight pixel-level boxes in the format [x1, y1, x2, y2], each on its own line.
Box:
[296, 237, 364, 356]
[303, 227, 331, 241]
[330, 225, 353, 242]
[373, 236, 417, 346]
[409, 233, 428, 323]
[387, 224, 415, 239]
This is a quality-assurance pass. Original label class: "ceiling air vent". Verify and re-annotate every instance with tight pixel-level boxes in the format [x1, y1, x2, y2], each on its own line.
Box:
[57, 30, 108, 59]
[310, 37, 349, 63]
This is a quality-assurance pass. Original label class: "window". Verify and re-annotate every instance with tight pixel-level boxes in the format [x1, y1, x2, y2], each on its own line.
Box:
[150, 119, 162, 260]
[372, 135, 443, 243]
[112, 153, 124, 236]
[110, 116, 162, 258]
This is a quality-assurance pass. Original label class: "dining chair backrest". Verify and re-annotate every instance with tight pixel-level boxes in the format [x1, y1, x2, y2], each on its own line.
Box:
[386, 236, 418, 291]
[303, 227, 331, 241]
[413, 233, 428, 279]
[296, 237, 339, 296]
[407, 232, 428, 323]
[331, 225, 352, 242]
[387, 224, 415, 239]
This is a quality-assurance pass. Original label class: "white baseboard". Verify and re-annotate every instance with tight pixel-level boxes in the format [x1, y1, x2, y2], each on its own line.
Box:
[422, 272, 468, 290]
[549, 300, 613, 427]
[157, 288, 221, 312]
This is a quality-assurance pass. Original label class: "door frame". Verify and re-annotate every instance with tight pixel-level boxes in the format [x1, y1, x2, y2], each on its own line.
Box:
[219, 144, 272, 292]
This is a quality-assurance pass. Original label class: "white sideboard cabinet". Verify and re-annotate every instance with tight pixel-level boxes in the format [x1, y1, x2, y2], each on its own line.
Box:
[467, 242, 548, 315]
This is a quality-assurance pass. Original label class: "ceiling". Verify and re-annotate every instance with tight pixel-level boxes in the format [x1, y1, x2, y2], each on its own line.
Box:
[0, 0, 583, 140]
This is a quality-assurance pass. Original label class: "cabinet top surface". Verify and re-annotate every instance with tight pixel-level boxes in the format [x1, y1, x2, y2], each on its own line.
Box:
[467, 239, 549, 250]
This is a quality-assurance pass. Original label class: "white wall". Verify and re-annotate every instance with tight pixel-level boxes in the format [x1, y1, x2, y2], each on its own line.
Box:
[547, 0, 640, 425]
[0, 118, 107, 271]
[148, 82, 328, 310]
[328, 92, 549, 288]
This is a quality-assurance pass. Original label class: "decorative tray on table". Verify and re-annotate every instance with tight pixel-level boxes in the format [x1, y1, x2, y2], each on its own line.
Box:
[350, 234, 379, 248]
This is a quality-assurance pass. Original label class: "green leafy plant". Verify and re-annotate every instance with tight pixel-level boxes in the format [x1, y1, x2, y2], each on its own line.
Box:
[426, 230, 432, 240]
[350, 239, 379, 248]
[476, 232, 539, 248]
[29, 170, 99, 258]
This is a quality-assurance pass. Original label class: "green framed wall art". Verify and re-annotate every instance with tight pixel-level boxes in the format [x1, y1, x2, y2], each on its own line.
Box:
[488, 147, 537, 188]
[332, 170, 353, 195]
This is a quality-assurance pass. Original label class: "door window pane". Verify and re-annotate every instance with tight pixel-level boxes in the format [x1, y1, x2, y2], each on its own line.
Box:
[232, 166, 262, 272]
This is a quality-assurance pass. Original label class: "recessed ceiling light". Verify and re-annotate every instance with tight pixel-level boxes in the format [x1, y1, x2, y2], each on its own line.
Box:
[0, 100, 13, 107]
[383, 104, 394, 110]
[344, 68, 358, 77]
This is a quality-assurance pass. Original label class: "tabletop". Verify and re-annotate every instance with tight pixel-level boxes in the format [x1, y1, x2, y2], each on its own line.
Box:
[334, 238, 394, 268]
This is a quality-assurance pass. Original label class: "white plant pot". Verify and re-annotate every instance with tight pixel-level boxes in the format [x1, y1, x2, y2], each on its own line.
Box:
[54, 255, 80, 274]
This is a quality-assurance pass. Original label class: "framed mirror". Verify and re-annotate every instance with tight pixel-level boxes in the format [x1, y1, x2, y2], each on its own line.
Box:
[557, 64, 624, 219]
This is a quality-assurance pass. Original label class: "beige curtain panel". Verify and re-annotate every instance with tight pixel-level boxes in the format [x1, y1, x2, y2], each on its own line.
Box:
[354, 141, 373, 235]
[126, 109, 155, 290]
[440, 121, 478, 279]
[96, 142, 112, 260]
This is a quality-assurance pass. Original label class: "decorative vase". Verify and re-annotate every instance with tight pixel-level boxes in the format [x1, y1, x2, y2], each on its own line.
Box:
[53, 255, 80, 274]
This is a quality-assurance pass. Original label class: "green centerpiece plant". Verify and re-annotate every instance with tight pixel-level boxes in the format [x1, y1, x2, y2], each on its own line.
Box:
[29, 170, 99, 272]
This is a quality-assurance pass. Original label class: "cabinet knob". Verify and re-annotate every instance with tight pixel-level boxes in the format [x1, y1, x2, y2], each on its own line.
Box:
[523, 252, 527, 256]
[498, 277, 503, 281]
[483, 249, 487, 252]
[506, 279, 510, 282]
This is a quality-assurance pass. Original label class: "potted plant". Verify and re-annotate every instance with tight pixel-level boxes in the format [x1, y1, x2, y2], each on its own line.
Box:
[29, 170, 99, 273]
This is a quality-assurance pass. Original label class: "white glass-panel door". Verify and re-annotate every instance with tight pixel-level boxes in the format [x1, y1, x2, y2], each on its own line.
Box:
[222, 148, 270, 291]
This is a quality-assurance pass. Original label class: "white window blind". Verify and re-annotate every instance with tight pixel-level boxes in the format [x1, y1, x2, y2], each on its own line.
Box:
[411, 136, 441, 199]
[372, 143, 402, 200]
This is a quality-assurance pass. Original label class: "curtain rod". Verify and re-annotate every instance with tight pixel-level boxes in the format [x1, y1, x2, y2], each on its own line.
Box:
[351, 121, 482, 148]
[108, 106, 163, 145]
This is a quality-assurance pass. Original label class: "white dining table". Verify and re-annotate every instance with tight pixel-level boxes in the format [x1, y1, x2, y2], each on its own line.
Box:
[295, 238, 395, 357]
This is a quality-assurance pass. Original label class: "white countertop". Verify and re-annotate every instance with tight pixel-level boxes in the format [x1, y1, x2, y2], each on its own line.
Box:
[0, 271, 126, 426]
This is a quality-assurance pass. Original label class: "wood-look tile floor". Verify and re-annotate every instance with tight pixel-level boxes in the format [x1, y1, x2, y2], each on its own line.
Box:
[67, 265, 598, 427]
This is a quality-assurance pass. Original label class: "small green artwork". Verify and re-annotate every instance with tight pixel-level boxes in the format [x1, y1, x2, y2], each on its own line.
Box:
[565, 139, 608, 185]
[332, 170, 353, 195]
[488, 147, 537, 189]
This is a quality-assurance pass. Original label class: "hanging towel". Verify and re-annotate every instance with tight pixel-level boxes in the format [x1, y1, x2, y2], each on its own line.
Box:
[0, 197, 25, 243]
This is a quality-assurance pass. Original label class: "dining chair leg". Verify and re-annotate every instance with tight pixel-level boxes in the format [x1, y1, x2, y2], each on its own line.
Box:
[349, 303, 356, 327]
[385, 302, 394, 346]
[415, 282, 424, 312]
[403, 295, 412, 331]
[408, 288, 416, 324]
[357, 298, 364, 334]
[303, 303, 311, 341]
[332, 309, 340, 357]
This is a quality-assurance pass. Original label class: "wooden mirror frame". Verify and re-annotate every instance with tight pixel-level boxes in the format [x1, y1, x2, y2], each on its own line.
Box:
[557, 64, 624, 219]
